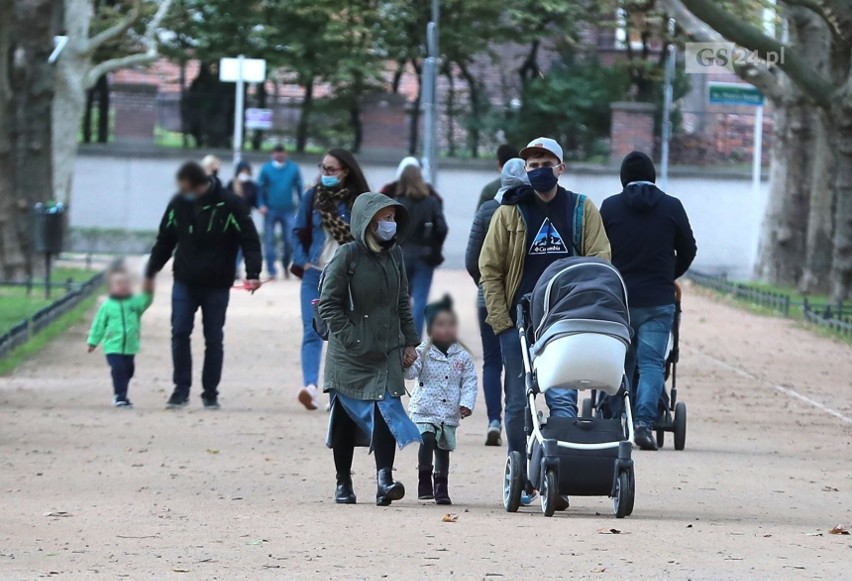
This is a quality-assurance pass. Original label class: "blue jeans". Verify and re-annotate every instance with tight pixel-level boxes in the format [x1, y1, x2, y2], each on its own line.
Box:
[478, 305, 503, 424]
[627, 304, 676, 429]
[405, 258, 434, 338]
[264, 209, 296, 276]
[300, 267, 323, 387]
[499, 329, 578, 454]
[171, 281, 230, 401]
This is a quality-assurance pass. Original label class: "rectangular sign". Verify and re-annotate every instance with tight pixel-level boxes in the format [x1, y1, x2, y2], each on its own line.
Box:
[708, 82, 764, 106]
[219, 57, 266, 83]
[245, 108, 273, 130]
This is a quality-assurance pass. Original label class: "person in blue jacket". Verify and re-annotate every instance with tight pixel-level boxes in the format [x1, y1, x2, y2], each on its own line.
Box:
[291, 148, 370, 410]
[257, 145, 304, 278]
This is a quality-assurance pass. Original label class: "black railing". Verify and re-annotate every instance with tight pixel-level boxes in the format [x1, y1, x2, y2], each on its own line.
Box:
[687, 271, 791, 316]
[688, 271, 852, 337]
[0, 267, 111, 360]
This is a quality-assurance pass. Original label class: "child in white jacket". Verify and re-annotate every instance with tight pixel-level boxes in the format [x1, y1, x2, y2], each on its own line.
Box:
[405, 295, 477, 505]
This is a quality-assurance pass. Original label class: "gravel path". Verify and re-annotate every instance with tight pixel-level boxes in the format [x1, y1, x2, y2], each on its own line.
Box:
[1, 270, 850, 579]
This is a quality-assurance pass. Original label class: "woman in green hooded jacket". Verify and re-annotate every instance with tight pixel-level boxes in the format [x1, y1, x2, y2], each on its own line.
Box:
[318, 192, 421, 506]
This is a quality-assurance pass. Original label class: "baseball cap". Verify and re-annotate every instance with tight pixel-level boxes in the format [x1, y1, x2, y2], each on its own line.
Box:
[519, 137, 563, 164]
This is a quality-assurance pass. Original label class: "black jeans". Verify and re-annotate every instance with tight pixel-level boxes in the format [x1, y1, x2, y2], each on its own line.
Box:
[106, 354, 135, 397]
[331, 404, 396, 476]
[171, 281, 230, 401]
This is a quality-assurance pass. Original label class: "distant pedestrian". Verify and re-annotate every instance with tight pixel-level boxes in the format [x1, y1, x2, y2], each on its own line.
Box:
[145, 161, 262, 410]
[228, 160, 259, 276]
[405, 295, 477, 505]
[291, 148, 370, 410]
[201, 154, 222, 179]
[258, 145, 304, 279]
[87, 268, 153, 408]
[317, 192, 421, 507]
[477, 144, 518, 208]
[380, 156, 441, 200]
[600, 151, 697, 450]
[464, 157, 528, 446]
[396, 164, 448, 337]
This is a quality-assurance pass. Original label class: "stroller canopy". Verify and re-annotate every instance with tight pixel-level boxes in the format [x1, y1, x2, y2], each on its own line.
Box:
[530, 257, 630, 349]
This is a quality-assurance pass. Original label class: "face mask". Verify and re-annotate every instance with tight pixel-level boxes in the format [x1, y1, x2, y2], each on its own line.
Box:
[321, 175, 340, 188]
[180, 192, 197, 202]
[374, 220, 397, 242]
[527, 167, 559, 193]
[272, 160, 284, 168]
[238, 173, 251, 183]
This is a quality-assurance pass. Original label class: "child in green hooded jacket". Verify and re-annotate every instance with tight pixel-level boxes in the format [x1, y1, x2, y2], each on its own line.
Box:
[87, 269, 153, 407]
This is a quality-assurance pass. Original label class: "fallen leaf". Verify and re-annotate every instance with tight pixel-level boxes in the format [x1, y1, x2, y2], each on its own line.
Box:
[246, 539, 268, 545]
[829, 524, 849, 535]
[593, 567, 607, 573]
[821, 486, 839, 492]
[206, 449, 220, 455]
[805, 532, 823, 537]
[43, 511, 72, 517]
[173, 568, 190, 573]
[597, 528, 621, 534]
[441, 513, 458, 523]
[686, 524, 693, 528]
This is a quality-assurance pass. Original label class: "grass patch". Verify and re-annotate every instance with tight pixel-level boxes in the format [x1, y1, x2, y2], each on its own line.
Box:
[0, 291, 101, 376]
[0, 267, 94, 336]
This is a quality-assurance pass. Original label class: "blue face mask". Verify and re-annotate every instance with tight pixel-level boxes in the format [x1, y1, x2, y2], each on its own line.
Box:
[180, 192, 197, 202]
[527, 167, 559, 193]
[375, 220, 397, 242]
[321, 175, 340, 188]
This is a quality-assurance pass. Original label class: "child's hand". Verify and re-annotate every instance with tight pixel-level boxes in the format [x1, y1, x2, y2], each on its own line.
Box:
[459, 406, 472, 418]
[87, 345, 96, 353]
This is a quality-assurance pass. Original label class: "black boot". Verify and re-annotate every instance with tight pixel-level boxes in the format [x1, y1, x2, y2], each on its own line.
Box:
[335, 473, 357, 504]
[376, 467, 405, 506]
[433, 472, 452, 505]
[417, 465, 434, 500]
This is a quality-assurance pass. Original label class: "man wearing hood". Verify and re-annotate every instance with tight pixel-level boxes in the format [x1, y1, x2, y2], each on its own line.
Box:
[600, 151, 697, 450]
[465, 157, 528, 447]
[479, 138, 611, 461]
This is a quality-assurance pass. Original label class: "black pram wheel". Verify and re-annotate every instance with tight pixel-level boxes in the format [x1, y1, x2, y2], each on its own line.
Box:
[503, 451, 524, 512]
[674, 402, 687, 451]
[581, 397, 593, 418]
[613, 470, 634, 518]
[540, 467, 558, 517]
[656, 429, 665, 449]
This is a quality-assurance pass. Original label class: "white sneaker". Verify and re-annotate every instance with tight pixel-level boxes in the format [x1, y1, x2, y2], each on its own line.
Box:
[298, 384, 319, 411]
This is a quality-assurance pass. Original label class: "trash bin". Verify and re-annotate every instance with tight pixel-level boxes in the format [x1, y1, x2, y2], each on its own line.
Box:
[33, 202, 66, 255]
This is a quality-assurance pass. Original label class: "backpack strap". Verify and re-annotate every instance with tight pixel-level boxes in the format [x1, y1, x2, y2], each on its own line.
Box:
[572, 193, 587, 255]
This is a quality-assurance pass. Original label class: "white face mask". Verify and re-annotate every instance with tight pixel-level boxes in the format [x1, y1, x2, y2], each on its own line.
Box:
[375, 220, 397, 242]
[272, 160, 284, 169]
[238, 173, 251, 183]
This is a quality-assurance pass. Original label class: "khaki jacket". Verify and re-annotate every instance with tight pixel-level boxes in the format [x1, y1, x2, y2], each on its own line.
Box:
[479, 192, 611, 334]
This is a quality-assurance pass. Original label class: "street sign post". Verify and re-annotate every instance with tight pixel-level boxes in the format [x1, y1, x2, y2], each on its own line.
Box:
[708, 81, 765, 205]
[219, 56, 267, 165]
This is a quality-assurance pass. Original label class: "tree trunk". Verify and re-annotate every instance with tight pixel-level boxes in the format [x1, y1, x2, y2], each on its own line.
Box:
[251, 81, 267, 151]
[408, 59, 422, 156]
[295, 75, 314, 153]
[445, 69, 456, 157]
[53, 48, 89, 204]
[0, 0, 23, 278]
[458, 62, 481, 159]
[82, 86, 95, 144]
[96, 74, 109, 143]
[828, 114, 852, 302]
[754, 92, 814, 286]
[800, 114, 836, 294]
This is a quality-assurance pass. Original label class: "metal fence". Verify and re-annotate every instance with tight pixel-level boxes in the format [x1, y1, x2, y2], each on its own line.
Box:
[688, 271, 852, 338]
[687, 271, 791, 316]
[0, 268, 110, 360]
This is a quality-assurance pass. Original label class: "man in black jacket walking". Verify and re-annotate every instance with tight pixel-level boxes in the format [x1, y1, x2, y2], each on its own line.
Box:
[600, 151, 697, 450]
[146, 161, 262, 409]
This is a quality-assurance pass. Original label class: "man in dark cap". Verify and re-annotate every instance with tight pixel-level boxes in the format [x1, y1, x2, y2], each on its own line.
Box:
[600, 151, 697, 450]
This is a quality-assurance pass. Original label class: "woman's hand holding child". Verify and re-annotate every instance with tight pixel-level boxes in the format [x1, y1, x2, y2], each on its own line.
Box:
[459, 406, 472, 418]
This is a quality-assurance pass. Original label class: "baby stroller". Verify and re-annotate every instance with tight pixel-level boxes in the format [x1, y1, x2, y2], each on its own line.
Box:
[580, 282, 687, 450]
[503, 257, 636, 518]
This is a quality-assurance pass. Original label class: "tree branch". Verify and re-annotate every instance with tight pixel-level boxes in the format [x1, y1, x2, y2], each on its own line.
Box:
[665, 0, 785, 101]
[87, 0, 143, 53]
[782, 0, 852, 44]
[671, 0, 835, 108]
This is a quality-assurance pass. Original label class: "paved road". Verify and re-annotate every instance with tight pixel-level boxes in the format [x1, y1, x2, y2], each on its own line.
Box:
[1, 270, 850, 578]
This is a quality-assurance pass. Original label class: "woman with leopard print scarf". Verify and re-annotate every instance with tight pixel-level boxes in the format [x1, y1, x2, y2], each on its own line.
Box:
[292, 149, 371, 411]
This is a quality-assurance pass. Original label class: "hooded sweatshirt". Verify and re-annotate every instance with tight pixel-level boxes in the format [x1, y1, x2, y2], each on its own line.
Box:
[600, 181, 697, 308]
